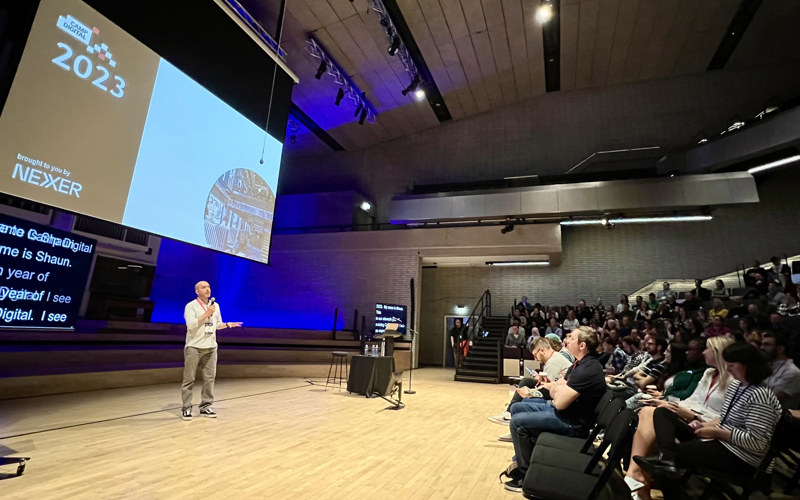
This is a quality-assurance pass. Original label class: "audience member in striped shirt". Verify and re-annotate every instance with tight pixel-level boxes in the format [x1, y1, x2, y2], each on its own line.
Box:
[633, 342, 782, 500]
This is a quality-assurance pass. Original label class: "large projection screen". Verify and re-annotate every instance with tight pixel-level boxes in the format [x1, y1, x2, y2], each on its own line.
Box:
[0, 0, 283, 264]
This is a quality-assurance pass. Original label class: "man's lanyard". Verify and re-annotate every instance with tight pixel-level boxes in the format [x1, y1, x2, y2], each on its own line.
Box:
[196, 298, 208, 311]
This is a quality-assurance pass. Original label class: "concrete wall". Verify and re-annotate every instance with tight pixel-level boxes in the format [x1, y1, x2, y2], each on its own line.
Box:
[280, 61, 800, 224]
[418, 168, 800, 365]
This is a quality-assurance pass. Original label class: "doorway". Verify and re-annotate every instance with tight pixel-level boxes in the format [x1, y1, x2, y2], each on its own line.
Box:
[443, 315, 467, 368]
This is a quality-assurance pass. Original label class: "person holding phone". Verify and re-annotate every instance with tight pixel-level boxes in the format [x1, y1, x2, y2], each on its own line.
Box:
[181, 281, 242, 421]
[488, 337, 572, 428]
[634, 342, 782, 500]
[625, 335, 734, 499]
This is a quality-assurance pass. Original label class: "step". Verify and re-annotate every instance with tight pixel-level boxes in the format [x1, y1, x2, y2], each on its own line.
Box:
[455, 374, 500, 383]
[456, 367, 498, 376]
[465, 354, 497, 363]
[469, 346, 498, 353]
[463, 362, 497, 370]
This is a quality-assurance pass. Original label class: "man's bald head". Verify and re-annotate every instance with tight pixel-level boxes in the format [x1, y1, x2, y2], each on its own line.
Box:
[195, 281, 211, 300]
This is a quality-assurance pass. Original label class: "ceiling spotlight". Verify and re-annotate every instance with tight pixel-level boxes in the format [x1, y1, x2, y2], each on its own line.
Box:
[335, 88, 345, 106]
[314, 60, 327, 79]
[401, 74, 421, 96]
[290, 134, 297, 144]
[413, 88, 426, 101]
[388, 36, 401, 56]
[360, 201, 371, 212]
[535, 1, 554, 24]
[359, 108, 367, 125]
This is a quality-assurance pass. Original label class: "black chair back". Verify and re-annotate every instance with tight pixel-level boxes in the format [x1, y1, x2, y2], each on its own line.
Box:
[594, 389, 615, 416]
[580, 398, 625, 453]
[587, 409, 636, 498]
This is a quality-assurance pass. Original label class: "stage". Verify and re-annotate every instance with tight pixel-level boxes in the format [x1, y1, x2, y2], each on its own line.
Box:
[1, 368, 521, 499]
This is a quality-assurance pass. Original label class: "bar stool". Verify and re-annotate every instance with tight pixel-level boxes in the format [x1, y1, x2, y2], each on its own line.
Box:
[325, 351, 349, 391]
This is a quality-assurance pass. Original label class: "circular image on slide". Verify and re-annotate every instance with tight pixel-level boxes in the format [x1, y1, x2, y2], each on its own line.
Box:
[204, 168, 275, 263]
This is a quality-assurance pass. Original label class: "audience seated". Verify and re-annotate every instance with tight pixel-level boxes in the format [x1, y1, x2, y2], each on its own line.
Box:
[574, 299, 592, 325]
[502, 327, 607, 492]
[711, 279, 730, 299]
[744, 260, 767, 287]
[632, 336, 669, 390]
[618, 315, 633, 338]
[767, 280, 788, 308]
[525, 325, 541, 350]
[646, 293, 658, 311]
[530, 306, 546, 329]
[511, 307, 527, 328]
[494, 264, 798, 496]
[490, 337, 573, 429]
[596, 336, 616, 367]
[544, 318, 562, 339]
[616, 294, 630, 314]
[661, 338, 708, 400]
[633, 342, 782, 500]
[519, 295, 534, 313]
[656, 281, 677, 302]
[681, 291, 702, 311]
[691, 278, 712, 301]
[767, 256, 790, 288]
[505, 324, 525, 347]
[761, 332, 800, 409]
[625, 335, 735, 500]
[704, 316, 732, 338]
[561, 309, 580, 334]
[709, 297, 728, 319]
[604, 335, 634, 375]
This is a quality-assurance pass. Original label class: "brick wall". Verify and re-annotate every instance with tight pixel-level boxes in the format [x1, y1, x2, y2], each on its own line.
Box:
[418, 168, 800, 365]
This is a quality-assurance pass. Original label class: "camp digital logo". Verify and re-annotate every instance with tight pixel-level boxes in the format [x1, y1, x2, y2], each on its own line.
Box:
[53, 13, 126, 98]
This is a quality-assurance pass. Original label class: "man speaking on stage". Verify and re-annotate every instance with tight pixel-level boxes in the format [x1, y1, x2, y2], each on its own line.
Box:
[181, 280, 241, 420]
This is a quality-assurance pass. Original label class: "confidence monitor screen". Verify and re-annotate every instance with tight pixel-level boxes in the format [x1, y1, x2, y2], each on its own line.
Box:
[375, 303, 407, 335]
[0, 213, 96, 330]
[0, 0, 283, 264]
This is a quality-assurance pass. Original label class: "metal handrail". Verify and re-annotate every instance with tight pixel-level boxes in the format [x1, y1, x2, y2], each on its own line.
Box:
[735, 263, 746, 288]
[456, 290, 491, 368]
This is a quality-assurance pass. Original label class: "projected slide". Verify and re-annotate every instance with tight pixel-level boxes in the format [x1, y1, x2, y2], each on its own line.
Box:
[0, 0, 282, 264]
[0, 214, 95, 329]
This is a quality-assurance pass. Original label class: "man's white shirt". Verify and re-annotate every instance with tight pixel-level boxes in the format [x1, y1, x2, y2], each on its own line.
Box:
[184, 299, 223, 349]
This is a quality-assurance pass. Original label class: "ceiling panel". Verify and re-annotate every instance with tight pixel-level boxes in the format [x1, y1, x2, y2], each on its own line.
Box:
[236, 0, 799, 154]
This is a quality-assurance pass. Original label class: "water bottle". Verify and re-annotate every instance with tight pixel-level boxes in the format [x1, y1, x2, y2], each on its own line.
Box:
[372, 344, 378, 356]
[364, 343, 369, 356]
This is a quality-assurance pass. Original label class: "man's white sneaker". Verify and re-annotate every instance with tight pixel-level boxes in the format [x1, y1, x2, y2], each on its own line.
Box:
[488, 411, 511, 425]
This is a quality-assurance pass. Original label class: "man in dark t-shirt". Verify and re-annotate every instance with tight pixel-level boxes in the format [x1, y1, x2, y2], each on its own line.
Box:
[503, 326, 607, 492]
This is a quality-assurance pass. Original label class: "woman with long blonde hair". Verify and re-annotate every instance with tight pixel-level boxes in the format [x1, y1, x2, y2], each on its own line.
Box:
[624, 335, 735, 500]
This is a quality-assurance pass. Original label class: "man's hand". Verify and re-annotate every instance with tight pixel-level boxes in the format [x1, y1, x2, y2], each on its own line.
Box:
[202, 305, 216, 320]
[227, 322, 243, 328]
[516, 387, 531, 397]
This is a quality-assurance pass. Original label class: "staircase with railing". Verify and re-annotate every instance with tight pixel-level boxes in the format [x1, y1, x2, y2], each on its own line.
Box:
[454, 290, 505, 383]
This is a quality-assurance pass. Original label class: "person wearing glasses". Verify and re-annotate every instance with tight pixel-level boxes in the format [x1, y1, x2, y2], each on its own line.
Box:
[488, 337, 573, 430]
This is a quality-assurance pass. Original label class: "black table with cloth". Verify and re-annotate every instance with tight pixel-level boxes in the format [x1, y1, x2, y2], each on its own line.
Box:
[347, 355, 396, 397]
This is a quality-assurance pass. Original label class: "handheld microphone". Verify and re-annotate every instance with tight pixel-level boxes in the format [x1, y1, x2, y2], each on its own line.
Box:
[209, 297, 216, 306]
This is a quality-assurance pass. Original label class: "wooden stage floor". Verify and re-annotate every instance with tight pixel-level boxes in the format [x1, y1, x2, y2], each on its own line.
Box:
[1, 368, 525, 499]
